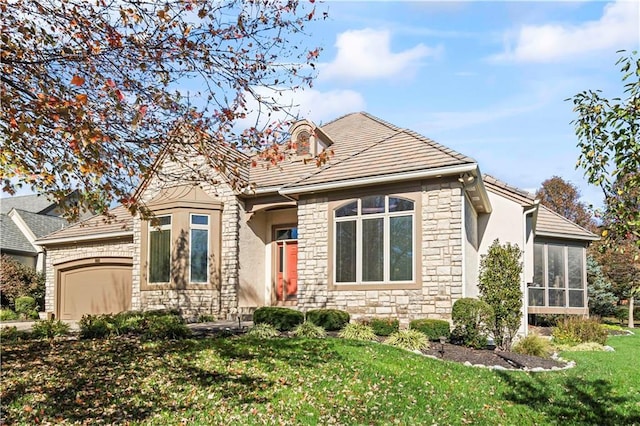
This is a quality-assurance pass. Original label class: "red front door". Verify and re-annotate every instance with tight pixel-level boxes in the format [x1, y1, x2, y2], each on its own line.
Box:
[276, 241, 298, 301]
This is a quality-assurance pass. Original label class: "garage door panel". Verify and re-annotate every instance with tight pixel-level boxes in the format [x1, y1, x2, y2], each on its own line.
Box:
[59, 264, 132, 320]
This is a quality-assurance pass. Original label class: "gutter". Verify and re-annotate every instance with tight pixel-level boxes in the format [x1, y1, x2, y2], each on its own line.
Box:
[35, 230, 133, 246]
[522, 201, 539, 336]
[534, 231, 600, 241]
[280, 163, 479, 196]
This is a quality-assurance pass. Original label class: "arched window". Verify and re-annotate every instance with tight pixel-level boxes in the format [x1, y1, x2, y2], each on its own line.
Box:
[334, 195, 414, 284]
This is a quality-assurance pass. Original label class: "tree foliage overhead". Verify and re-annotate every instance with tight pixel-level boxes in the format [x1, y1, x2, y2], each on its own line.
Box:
[570, 50, 640, 248]
[1, 0, 323, 220]
[535, 175, 596, 231]
[478, 239, 523, 351]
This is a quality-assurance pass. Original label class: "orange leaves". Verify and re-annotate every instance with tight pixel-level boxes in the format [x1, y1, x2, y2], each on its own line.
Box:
[71, 75, 85, 86]
[76, 94, 88, 105]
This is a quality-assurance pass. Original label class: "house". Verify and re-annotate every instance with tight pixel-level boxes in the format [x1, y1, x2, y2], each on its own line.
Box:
[0, 194, 71, 271]
[35, 112, 598, 331]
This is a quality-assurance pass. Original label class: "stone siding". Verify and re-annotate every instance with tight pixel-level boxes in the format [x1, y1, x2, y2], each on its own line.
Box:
[44, 239, 134, 313]
[297, 180, 464, 325]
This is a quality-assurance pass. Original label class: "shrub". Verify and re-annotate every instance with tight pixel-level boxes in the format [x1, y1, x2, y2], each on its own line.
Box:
[253, 307, 304, 331]
[142, 314, 191, 340]
[0, 255, 45, 310]
[31, 319, 70, 339]
[79, 314, 113, 339]
[292, 321, 327, 338]
[552, 316, 608, 346]
[587, 257, 618, 318]
[409, 319, 451, 341]
[197, 314, 217, 323]
[246, 323, 280, 339]
[363, 317, 399, 336]
[615, 307, 629, 324]
[512, 334, 552, 358]
[306, 309, 350, 331]
[478, 240, 523, 350]
[338, 323, 377, 341]
[0, 326, 29, 342]
[451, 298, 494, 349]
[14, 296, 38, 320]
[385, 329, 429, 351]
[565, 342, 607, 352]
[0, 309, 18, 321]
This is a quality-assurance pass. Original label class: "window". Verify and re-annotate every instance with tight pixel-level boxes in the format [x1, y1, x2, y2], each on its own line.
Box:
[334, 195, 414, 284]
[149, 215, 171, 283]
[529, 242, 585, 308]
[190, 214, 209, 283]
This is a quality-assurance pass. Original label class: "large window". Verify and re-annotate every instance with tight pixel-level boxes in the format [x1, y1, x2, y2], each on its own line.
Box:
[529, 242, 585, 308]
[334, 195, 414, 284]
[190, 214, 209, 283]
[149, 215, 171, 283]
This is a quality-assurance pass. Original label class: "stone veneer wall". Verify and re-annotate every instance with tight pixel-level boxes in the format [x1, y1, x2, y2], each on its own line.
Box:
[134, 155, 240, 319]
[297, 180, 463, 325]
[44, 239, 134, 314]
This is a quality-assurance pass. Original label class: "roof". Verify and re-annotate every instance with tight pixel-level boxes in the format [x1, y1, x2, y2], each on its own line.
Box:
[0, 194, 57, 214]
[12, 209, 68, 238]
[536, 205, 599, 241]
[250, 112, 477, 192]
[36, 205, 133, 245]
[0, 214, 36, 254]
[483, 174, 536, 207]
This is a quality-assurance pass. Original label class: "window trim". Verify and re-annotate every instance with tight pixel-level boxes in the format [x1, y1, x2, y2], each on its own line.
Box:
[331, 194, 418, 288]
[189, 213, 210, 284]
[147, 214, 172, 284]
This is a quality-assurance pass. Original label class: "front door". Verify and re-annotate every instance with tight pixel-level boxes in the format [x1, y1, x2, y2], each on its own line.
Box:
[275, 227, 298, 302]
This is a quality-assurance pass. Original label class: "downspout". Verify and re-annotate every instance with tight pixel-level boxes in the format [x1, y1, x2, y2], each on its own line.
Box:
[522, 201, 540, 336]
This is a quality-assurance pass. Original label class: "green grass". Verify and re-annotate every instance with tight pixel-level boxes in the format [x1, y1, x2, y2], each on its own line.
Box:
[1, 332, 638, 425]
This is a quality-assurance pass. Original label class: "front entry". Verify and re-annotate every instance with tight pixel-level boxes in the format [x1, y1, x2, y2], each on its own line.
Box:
[274, 227, 298, 303]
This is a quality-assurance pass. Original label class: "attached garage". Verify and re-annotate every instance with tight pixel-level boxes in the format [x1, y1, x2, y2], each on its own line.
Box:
[56, 257, 133, 320]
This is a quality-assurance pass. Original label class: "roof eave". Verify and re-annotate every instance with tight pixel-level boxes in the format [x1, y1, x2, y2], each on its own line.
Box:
[535, 231, 600, 242]
[36, 231, 133, 246]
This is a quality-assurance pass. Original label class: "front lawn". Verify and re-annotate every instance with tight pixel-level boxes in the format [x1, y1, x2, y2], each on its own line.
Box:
[1, 332, 638, 425]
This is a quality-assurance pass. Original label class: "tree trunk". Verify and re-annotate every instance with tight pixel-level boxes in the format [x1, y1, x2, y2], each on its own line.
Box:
[629, 292, 636, 329]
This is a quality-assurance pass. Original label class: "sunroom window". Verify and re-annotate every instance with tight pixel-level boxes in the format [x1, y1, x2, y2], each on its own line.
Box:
[529, 242, 585, 308]
[334, 196, 414, 284]
[149, 215, 171, 283]
[190, 214, 209, 283]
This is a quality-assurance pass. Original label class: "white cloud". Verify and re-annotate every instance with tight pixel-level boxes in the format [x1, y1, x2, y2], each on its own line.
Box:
[319, 28, 441, 81]
[234, 87, 366, 130]
[492, 0, 639, 63]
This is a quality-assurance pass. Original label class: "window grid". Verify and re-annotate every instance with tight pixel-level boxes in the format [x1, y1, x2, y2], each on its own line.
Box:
[529, 243, 585, 308]
[334, 196, 415, 285]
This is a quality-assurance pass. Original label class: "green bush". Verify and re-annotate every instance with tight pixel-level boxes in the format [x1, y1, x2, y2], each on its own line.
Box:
[615, 307, 628, 324]
[306, 309, 350, 331]
[31, 319, 70, 339]
[0, 255, 45, 311]
[451, 298, 494, 349]
[292, 321, 327, 338]
[0, 325, 29, 342]
[512, 334, 552, 358]
[14, 296, 38, 320]
[253, 307, 304, 331]
[79, 314, 113, 339]
[363, 317, 399, 336]
[552, 316, 608, 346]
[197, 314, 217, 323]
[338, 323, 377, 341]
[142, 314, 191, 340]
[246, 323, 280, 339]
[385, 329, 429, 351]
[564, 342, 607, 352]
[409, 319, 451, 341]
[0, 309, 18, 321]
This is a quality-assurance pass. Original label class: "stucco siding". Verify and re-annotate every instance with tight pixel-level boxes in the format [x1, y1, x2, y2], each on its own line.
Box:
[463, 195, 479, 298]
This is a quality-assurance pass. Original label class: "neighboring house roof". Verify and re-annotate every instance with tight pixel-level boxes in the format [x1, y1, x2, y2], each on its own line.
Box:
[0, 214, 36, 254]
[0, 193, 57, 214]
[536, 205, 599, 241]
[11, 209, 68, 238]
[251, 112, 477, 192]
[36, 205, 133, 245]
[483, 174, 536, 207]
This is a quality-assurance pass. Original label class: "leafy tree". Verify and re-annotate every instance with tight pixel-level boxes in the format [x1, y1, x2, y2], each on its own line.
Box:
[0, 255, 46, 311]
[478, 239, 523, 350]
[586, 256, 617, 318]
[535, 176, 596, 231]
[570, 50, 639, 248]
[1, 0, 324, 220]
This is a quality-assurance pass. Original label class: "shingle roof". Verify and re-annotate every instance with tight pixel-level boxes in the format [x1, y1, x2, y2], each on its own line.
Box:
[0, 214, 36, 254]
[37, 205, 133, 244]
[0, 194, 56, 214]
[536, 205, 599, 241]
[251, 112, 476, 192]
[483, 174, 536, 207]
[13, 209, 68, 238]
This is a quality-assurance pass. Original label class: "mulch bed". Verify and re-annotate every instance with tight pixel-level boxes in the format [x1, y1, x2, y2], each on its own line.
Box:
[421, 343, 568, 371]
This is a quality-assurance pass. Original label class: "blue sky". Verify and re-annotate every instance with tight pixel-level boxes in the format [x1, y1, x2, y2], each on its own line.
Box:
[277, 0, 639, 209]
